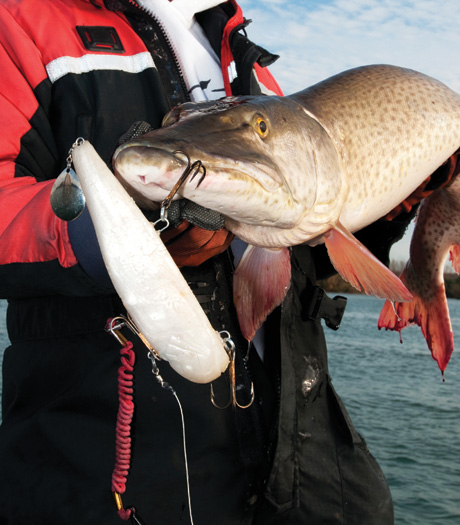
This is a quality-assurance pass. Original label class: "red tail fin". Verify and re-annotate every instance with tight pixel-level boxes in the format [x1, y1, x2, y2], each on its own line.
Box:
[378, 274, 453, 374]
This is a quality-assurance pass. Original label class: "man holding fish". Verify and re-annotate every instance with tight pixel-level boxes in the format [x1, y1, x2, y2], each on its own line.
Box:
[4, 0, 457, 523]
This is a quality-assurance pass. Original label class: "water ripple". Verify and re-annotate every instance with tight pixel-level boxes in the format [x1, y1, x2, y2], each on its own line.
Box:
[327, 294, 460, 525]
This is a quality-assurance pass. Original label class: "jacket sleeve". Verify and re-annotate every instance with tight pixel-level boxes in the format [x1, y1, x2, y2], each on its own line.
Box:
[0, 5, 112, 299]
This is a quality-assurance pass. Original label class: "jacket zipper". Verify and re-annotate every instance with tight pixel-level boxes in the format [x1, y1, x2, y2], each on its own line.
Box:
[121, 0, 191, 105]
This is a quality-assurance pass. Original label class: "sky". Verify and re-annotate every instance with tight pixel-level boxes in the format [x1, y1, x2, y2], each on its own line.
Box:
[237, 0, 460, 262]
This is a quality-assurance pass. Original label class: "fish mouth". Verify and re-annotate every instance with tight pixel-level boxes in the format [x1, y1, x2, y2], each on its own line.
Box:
[113, 143, 300, 228]
[113, 146, 188, 198]
[114, 143, 285, 199]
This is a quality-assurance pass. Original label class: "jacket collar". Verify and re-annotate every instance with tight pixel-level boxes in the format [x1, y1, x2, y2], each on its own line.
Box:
[136, 1, 228, 27]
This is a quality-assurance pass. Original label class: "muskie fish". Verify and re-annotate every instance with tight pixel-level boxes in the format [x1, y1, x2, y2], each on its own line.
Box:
[379, 176, 460, 375]
[70, 141, 229, 384]
[113, 64, 460, 340]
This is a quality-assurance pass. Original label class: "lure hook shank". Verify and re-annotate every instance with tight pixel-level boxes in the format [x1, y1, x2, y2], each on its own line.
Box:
[161, 150, 206, 211]
[153, 150, 206, 232]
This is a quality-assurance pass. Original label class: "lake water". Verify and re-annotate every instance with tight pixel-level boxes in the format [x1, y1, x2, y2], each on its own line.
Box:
[0, 295, 459, 523]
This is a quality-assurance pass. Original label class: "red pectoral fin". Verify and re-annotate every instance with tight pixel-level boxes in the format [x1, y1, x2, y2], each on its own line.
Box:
[324, 222, 412, 302]
[233, 245, 291, 341]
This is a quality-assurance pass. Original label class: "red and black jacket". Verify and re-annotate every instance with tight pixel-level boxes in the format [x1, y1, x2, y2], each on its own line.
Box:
[0, 0, 282, 298]
[0, 4, 399, 522]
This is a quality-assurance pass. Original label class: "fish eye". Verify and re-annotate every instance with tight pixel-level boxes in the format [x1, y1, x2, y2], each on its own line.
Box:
[253, 116, 269, 138]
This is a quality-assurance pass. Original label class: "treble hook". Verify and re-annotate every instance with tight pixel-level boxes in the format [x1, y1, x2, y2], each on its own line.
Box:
[154, 150, 206, 232]
[210, 332, 255, 410]
[162, 150, 206, 207]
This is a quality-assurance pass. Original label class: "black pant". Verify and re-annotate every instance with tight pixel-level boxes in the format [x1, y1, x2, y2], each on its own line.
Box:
[0, 294, 393, 524]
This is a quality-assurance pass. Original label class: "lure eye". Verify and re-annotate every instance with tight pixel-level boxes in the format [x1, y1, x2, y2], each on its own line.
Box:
[254, 116, 269, 138]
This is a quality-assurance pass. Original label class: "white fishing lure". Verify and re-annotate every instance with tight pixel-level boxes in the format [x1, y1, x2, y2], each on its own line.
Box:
[71, 140, 229, 383]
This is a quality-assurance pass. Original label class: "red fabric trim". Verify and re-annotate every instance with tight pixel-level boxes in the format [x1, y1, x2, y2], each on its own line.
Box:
[0, 6, 78, 267]
[253, 63, 283, 96]
[220, 0, 283, 97]
[221, 0, 244, 96]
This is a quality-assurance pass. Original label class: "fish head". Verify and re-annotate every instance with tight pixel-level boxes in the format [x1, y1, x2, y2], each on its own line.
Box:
[113, 95, 342, 247]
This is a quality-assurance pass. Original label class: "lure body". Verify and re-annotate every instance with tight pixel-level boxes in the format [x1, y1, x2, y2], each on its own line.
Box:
[72, 141, 229, 384]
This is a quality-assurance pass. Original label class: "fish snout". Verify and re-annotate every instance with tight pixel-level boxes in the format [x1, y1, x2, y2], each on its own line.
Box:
[114, 143, 186, 171]
[113, 145, 190, 203]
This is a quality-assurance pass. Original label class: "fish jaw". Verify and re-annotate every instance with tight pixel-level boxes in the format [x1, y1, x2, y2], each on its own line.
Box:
[71, 141, 229, 383]
[113, 145, 187, 208]
[114, 147, 304, 231]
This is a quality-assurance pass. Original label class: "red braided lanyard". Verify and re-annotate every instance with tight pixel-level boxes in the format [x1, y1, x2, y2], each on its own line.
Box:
[106, 316, 194, 525]
[106, 318, 137, 521]
[112, 339, 135, 520]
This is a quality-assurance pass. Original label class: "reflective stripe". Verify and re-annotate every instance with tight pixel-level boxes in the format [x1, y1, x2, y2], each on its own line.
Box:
[227, 60, 237, 83]
[45, 51, 156, 83]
